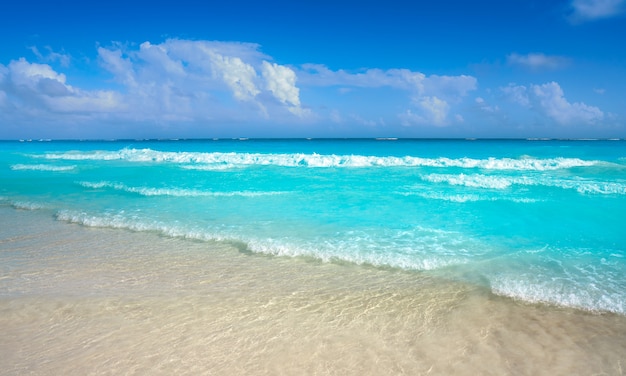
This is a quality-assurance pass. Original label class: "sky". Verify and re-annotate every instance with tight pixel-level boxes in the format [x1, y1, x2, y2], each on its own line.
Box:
[1, 0, 625, 139]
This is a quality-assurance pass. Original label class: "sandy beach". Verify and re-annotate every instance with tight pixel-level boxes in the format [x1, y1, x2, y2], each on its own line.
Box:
[1, 207, 625, 375]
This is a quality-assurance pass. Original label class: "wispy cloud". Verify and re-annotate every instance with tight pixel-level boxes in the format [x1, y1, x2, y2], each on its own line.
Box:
[507, 53, 569, 71]
[475, 97, 499, 113]
[29, 46, 71, 67]
[298, 64, 476, 96]
[568, 0, 625, 23]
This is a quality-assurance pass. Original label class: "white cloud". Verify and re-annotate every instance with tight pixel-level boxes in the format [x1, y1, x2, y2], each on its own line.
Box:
[9, 58, 67, 89]
[209, 53, 260, 102]
[298, 64, 426, 90]
[532, 82, 604, 124]
[98, 47, 137, 87]
[137, 42, 187, 78]
[0, 40, 309, 131]
[261, 61, 306, 115]
[422, 75, 477, 98]
[399, 96, 450, 127]
[96, 39, 306, 120]
[298, 64, 476, 99]
[475, 97, 499, 113]
[569, 0, 625, 22]
[2, 40, 484, 133]
[501, 84, 530, 107]
[507, 53, 569, 70]
[0, 58, 122, 114]
[29, 46, 71, 67]
[502, 81, 604, 125]
[417, 96, 449, 125]
[299, 64, 476, 126]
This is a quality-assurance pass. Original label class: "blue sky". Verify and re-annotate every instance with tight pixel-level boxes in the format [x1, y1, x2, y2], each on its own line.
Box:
[1, 0, 625, 139]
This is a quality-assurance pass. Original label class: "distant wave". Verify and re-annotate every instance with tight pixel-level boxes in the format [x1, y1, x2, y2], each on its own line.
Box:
[77, 181, 286, 197]
[180, 164, 241, 171]
[10, 164, 76, 172]
[421, 173, 626, 195]
[41, 148, 600, 171]
[398, 191, 540, 203]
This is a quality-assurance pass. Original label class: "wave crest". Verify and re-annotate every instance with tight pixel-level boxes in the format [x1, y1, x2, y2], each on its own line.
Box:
[77, 181, 286, 197]
[42, 148, 598, 171]
[11, 164, 76, 171]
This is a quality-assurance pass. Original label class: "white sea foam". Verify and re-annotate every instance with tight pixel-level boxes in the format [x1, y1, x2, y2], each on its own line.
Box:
[399, 191, 540, 203]
[52, 208, 626, 314]
[55, 209, 477, 271]
[10, 201, 47, 210]
[77, 181, 285, 197]
[40, 148, 599, 170]
[491, 276, 625, 314]
[421, 173, 626, 195]
[421, 173, 518, 189]
[180, 164, 240, 171]
[10, 164, 76, 172]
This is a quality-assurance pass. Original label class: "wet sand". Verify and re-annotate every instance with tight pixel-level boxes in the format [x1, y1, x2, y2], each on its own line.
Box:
[1, 207, 625, 375]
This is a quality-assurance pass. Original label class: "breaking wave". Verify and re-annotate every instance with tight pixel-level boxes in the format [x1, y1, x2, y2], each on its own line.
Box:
[77, 181, 286, 197]
[40, 148, 599, 170]
[10, 164, 76, 172]
[421, 173, 626, 195]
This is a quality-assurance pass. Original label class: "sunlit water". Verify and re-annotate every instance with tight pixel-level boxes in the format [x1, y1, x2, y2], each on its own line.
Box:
[1, 139, 626, 374]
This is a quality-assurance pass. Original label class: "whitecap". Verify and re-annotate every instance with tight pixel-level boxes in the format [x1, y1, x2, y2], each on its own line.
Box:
[10, 164, 76, 172]
[40, 148, 599, 171]
[77, 181, 286, 197]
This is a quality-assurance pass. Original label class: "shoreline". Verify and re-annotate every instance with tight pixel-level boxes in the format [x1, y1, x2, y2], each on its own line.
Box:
[1, 207, 626, 375]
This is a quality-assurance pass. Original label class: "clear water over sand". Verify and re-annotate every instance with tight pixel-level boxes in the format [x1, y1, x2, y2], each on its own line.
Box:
[2, 207, 625, 375]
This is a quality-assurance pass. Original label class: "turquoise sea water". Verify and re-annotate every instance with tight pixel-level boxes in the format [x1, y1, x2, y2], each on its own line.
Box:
[1, 139, 625, 314]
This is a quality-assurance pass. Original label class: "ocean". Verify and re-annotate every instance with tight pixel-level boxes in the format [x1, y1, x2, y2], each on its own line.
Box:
[1, 138, 626, 374]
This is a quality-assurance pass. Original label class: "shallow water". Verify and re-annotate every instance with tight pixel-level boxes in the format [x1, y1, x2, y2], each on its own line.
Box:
[1, 208, 625, 375]
[2, 139, 626, 314]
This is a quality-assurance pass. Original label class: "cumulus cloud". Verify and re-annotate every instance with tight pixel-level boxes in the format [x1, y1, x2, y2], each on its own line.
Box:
[507, 53, 569, 70]
[399, 96, 450, 127]
[568, 0, 625, 22]
[502, 81, 604, 125]
[532, 82, 604, 124]
[501, 84, 531, 107]
[97, 39, 306, 120]
[261, 61, 304, 115]
[0, 39, 309, 131]
[1, 38, 485, 134]
[298, 64, 476, 97]
[0, 58, 122, 115]
[211, 54, 260, 102]
[298, 64, 476, 126]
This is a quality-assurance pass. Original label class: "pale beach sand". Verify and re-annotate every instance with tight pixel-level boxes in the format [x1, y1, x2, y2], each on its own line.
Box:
[1, 207, 625, 375]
